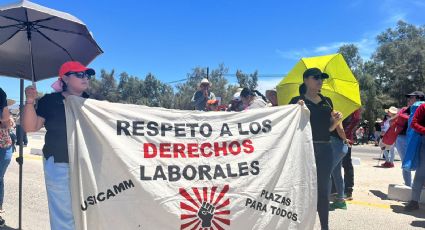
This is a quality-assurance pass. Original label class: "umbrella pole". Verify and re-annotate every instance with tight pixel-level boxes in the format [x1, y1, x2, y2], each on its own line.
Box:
[16, 79, 24, 230]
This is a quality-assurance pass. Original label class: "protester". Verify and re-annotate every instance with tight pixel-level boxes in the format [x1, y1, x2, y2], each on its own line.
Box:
[23, 61, 95, 230]
[355, 126, 364, 145]
[240, 88, 267, 110]
[404, 103, 425, 211]
[0, 117, 14, 213]
[289, 68, 342, 230]
[0, 89, 13, 227]
[329, 123, 350, 210]
[374, 118, 382, 146]
[0, 90, 13, 216]
[342, 109, 362, 200]
[358, 120, 370, 144]
[380, 106, 398, 168]
[265, 89, 278, 107]
[395, 91, 424, 186]
[227, 91, 244, 112]
[191, 78, 216, 111]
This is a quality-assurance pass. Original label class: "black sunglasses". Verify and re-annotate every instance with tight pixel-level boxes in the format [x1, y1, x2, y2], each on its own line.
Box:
[65, 71, 92, 80]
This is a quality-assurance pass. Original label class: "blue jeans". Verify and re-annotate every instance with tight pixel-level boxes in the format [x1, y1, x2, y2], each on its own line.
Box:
[383, 145, 395, 162]
[0, 146, 12, 206]
[411, 136, 425, 201]
[43, 156, 75, 230]
[396, 135, 412, 186]
[313, 142, 333, 230]
[330, 137, 347, 199]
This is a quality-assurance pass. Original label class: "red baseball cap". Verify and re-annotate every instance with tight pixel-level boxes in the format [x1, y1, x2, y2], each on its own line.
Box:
[58, 61, 95, 78]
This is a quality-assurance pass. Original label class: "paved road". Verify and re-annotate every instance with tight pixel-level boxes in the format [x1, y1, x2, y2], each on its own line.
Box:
[314, 144, 425, 230]
[1, 133, 424, 229]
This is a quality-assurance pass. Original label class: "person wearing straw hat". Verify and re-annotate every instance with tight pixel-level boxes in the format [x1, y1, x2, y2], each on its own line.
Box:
[191, 78, 216, 111]
[380, 106, 398, 168]
[23, 61, 95, 230]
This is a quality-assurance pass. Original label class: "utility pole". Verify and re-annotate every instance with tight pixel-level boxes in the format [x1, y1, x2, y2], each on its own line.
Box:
[206, 67, 209, 79]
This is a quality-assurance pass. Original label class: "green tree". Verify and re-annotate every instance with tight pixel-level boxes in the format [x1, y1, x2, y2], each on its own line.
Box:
[236, 70, 258, 89]
[338, 44, 363, 75]
[142, 73, 174, 108]
[373, 21, 425, 105]
[174, 64, 238, 110]
[117, 72, 144, 104]
[338, 44, 380, 125]
[89, 69, 119, 102]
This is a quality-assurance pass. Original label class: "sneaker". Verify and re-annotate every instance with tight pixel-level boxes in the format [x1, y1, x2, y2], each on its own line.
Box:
[381, 162, 389, 167]
[329, 193, 338, 202]
[383, 162, 394, 168]
[329, 200, 347, 210]
[404, 200, 419, 212]
[344, 193, 353, 201]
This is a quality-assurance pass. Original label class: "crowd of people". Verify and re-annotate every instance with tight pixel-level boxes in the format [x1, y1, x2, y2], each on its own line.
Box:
[0, 61, 422, 229]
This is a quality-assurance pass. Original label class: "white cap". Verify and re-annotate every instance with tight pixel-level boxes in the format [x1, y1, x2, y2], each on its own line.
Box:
[200, 78, 211, 86]
[233, 92, 241, 101]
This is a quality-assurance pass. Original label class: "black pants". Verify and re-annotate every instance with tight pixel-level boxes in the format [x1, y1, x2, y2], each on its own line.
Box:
[313, 143, 333, 230]
[342, 147, 354, 194]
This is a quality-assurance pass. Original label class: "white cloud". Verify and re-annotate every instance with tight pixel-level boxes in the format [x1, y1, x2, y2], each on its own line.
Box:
[276, 36, 377, 62]
[275, 0, 423, 63]
[275, 49, 309, 61]
[257, 77, 282, 94]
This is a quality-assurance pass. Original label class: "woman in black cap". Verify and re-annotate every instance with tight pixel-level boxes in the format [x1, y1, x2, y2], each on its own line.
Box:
[289, 68, 342, 230]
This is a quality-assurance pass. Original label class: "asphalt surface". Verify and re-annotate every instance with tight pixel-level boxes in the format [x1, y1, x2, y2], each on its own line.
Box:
[0, 133, 424, 229]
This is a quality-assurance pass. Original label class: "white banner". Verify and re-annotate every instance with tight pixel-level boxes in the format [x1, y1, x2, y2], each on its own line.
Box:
[64, 96, 317, 230]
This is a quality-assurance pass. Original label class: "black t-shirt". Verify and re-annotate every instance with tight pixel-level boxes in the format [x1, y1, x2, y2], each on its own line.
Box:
[0, 88, 7, 119]
[374, 122, 382, 132]
[290, 94, 333, 142]
[36, 92, 89, 163]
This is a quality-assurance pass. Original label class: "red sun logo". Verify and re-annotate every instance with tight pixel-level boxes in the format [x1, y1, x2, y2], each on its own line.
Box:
[180, 185, 230, 230]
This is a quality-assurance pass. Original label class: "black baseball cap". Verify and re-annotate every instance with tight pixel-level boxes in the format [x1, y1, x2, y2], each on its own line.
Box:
[405, 91, 425, 98]
[303, 68, 329, 79]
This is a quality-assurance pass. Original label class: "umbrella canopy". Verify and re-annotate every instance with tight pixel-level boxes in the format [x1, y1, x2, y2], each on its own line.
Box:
[276, 53, 361, 119]
[0, 1, 102, 229]
[0, 0, 103, 81]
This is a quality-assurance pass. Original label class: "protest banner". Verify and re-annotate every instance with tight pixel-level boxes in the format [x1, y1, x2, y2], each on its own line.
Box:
[65, 96, 317, 230]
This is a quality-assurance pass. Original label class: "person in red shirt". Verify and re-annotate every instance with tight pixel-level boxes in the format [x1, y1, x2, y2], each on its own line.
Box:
[405, 103, 425, 211]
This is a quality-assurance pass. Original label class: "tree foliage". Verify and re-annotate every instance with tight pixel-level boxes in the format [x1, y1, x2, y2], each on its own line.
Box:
[373, 21, 425, 105]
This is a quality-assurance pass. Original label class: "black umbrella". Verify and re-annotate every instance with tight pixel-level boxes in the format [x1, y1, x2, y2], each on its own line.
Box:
[0, 0, 103, 228]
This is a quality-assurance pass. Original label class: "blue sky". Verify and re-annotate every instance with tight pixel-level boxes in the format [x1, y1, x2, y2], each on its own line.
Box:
[1, 0, 424, 102]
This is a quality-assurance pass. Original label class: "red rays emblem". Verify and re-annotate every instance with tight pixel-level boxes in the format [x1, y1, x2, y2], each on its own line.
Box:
[180, 185, 230, 230]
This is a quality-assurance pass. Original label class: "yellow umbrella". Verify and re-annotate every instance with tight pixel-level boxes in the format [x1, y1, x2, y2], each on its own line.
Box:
[276, 53, 361, 119]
